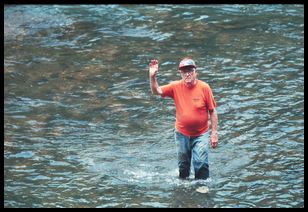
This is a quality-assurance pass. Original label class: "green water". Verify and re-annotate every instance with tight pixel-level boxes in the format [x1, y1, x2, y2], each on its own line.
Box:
[4, 4, 304, 208]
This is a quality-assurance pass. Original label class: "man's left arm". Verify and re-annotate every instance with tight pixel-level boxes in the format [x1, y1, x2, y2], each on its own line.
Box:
[209, 108, 218, 148]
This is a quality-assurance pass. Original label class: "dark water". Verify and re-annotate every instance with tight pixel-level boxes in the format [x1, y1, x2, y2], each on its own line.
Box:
[4, 5, 304, 208]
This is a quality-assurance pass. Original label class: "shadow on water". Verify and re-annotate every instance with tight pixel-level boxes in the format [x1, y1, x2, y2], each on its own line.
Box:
[5, 4, 304, 208]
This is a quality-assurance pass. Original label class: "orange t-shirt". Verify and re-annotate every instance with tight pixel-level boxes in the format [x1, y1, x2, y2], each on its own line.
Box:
[161, 80, 217, 137]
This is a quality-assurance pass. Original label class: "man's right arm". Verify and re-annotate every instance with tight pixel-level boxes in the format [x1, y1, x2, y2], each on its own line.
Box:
[149, 59, 162, 96]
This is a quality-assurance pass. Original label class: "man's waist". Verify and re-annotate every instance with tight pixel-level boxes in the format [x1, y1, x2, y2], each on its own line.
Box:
[175, 125, 209, 137]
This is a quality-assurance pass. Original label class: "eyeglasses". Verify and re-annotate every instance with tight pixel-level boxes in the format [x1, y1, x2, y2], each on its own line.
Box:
[180, 67, 196, 74]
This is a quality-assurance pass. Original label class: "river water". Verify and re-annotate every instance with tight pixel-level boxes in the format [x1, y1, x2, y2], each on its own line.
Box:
[4, 5, 304, 208]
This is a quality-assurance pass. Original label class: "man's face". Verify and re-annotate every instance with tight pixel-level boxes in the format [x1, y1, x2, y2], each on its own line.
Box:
[179, 66, 197, 85]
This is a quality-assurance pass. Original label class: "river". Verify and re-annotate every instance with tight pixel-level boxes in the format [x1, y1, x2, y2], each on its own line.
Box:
[4, 4, 304, 208]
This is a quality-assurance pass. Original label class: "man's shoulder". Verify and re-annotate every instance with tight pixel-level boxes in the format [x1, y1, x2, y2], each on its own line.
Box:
[161, 80, 181, 91]
[197, 80, 211, 89]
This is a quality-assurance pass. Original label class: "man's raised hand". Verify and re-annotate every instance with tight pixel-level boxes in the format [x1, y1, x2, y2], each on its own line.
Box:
[149, 59, 159, 78]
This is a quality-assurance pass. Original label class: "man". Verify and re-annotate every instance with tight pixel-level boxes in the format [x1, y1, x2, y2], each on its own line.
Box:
[149, 58, 218, 180]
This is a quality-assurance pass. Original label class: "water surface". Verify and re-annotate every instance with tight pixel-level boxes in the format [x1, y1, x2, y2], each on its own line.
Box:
[4, 4, 304, 208]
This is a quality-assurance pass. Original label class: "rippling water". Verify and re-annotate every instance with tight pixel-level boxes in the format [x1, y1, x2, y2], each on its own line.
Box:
[4, 5, 304, 208]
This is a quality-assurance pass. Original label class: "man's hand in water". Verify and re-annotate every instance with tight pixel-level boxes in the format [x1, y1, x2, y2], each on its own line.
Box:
[149, 59, 159, 78]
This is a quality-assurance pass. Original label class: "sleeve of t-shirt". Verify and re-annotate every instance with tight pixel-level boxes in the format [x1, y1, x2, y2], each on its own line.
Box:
[205, 85, 217, 111]
[161, 82, 174, 99]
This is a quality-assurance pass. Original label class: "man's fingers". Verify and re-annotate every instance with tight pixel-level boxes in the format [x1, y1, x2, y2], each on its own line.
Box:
[150, 59, 158, 66]
[210, 138, 218, 148]
[211, 141, 218, 148]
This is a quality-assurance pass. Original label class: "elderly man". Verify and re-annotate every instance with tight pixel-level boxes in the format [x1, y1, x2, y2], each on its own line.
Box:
[149, 58, 218, 180]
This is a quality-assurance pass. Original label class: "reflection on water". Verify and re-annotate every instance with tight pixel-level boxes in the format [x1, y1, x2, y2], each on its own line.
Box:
[4, 4, 304, 208]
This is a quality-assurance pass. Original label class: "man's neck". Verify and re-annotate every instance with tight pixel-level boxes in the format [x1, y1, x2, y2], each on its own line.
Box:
[183, 79, 198, 88]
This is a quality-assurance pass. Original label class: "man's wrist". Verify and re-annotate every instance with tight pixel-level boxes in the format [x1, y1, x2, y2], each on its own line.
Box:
[150, 75, 157, 81]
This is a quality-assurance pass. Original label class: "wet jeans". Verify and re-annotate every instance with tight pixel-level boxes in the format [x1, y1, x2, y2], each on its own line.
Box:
[174, 129, 209, 180]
